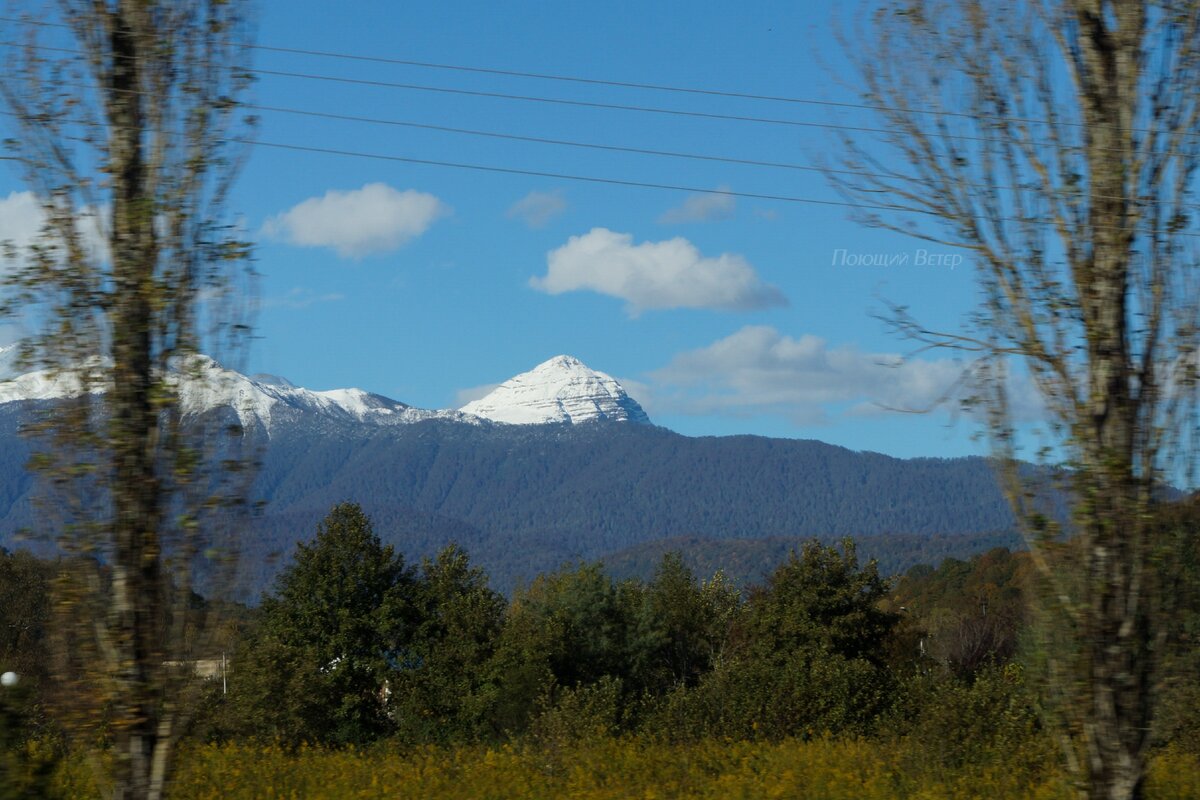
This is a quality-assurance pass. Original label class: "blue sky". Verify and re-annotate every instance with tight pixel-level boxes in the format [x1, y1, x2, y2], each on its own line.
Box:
[0, 2, 998, 459]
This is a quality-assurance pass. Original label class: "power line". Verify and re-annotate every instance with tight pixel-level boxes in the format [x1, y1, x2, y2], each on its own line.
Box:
[0, 13, 1142, 133]
[4, 93, 1199, 217]
[248, 66, 939, 139]
[3, 111, 1197, 238]
[247, 104, 1200, 211]
[243, 42, 1065, 131]
[6, 85, 1189, 213]
[0, 38, 1123, 156]
[249, 103, 844, 173]
[0, 38, 967, 138]
[246, 137, 910, 213]
[245, 137, 1200, 238]
[0, 32, 1162, 150]
[1, 24, 1198, 224]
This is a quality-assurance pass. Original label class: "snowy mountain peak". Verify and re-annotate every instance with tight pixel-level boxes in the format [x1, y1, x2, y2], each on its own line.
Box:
[459, 355, 651, 426]
[0, 352, 475, 433]
[0, 348, 650, 431]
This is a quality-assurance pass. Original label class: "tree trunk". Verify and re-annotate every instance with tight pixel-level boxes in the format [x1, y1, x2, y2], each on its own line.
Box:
[108, 4, 166, 798]
[1076, 3, 1149, 798]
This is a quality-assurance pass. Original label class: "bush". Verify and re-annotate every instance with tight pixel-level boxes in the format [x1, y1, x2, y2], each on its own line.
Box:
[651, 647, 893, 741]
[886, 663, 1053, 780]
[0, 682, 59, 800]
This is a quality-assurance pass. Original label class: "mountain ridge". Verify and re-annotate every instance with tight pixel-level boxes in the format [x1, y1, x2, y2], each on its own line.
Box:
[0, 352, 1022, 595]
[0, 351, 648, 432]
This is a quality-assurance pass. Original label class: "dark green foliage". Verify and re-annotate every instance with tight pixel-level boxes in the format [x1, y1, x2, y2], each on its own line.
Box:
[227, 503, 416, 746]
[0, 548, 54, 795]
[193, 501, 1200, 762]
[0, 550, 56, 797]
[886, 548, 1030, 675]
[0, 669, 57, 800]
[388, 545, 505, 744]
[480, 563, 637, 736]
[604, 531, 1026, 592]
[885, 665, 1049, 777]
[655, 646, 893, 741]
[528, 675, 626, 746]
[627, 553, 739, 696]
[1150, 496, 1200, 752]
[745, 539, 897, 664]
[653, 541, 900, 741]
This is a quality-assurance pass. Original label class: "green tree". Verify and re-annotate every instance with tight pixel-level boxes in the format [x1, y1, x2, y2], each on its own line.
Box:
[745, 539, 896, 664]
[229, 504, 415, 746]
[628, 552, 739, 696]
[389, 544, 505, 744]
[481, 562, 634, 736]
[656, 540, 898, 740]
[0, 550, 52, 684]
[0, 678, 57, 800]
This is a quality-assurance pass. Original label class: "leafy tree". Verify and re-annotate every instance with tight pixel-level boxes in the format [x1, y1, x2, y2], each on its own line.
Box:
[481, 562, 635, 736]
[1149, 496, 1200, 752]
[1, 3, 255, 797]
[229, 504, 415, 746]
[628, 552, 739, 696]
[832, 3, 1200, 796]
[0, 680, 57, 800]
[886, 664, 1050, 779]
[655, 540, 898, 741]
[389, 544, 505, 744]
[745, 539, 897, 664]
[886, 548, 1031, 675]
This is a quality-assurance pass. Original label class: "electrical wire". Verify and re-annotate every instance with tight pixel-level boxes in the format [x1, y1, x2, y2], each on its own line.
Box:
[0, 35, 1167, 155]
[0, 21, 1198, 231]
[243, 137, 1200, 238]
[0, 13, 1154, 133]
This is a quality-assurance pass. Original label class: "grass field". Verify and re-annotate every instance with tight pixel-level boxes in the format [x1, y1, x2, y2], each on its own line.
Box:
[43, 737, 1200, 800]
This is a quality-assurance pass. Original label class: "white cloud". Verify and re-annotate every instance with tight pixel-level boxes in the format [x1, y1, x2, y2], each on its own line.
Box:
[507, 189, 567, 228]
[530, 227, 785, 314]
[649, 326, 970, 425]
[262, 183, 448, 259]
[454, 382, 500, 407]
[658, 187, 736, 224]
[0, 191, 109, 267]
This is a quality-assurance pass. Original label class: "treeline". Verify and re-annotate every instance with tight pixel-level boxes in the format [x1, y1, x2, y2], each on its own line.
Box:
[604, 530, 1026, 592]
[201, 505, 1047, 755]
[3, 499, 1199, 794]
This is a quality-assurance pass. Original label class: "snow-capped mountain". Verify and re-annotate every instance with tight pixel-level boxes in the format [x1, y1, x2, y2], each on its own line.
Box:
[0, 350, 650, 431]
[0, 344, 1025, 597]
[0, 352, 471, 432]
[174, 356, 475, 430]
[460, 355, 651, 425]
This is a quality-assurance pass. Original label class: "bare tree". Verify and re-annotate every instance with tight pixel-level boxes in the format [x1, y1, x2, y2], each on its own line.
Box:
[0, 3, 255, 798]
[831, 2, 1200, 798]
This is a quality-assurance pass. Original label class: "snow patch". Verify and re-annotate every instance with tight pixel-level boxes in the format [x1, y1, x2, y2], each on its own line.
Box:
[460, 355, 650, 426]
